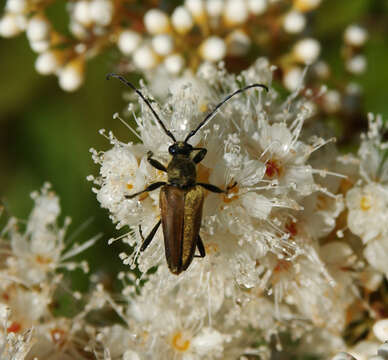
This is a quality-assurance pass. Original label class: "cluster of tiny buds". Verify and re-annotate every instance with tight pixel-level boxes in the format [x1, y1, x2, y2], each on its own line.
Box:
[118, 0, 325, 78]
[0, 0, 115, 91]
[343, 24, 368, 75]
[0, 0, 330, 91]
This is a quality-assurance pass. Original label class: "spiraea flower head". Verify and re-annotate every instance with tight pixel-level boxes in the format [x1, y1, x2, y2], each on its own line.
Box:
[0, 304, 34, 360]
[1, 183, 99, 286]
[342, 114, 388, 278]
[90, 59, 354, 357]
[0, 184, 104, 359]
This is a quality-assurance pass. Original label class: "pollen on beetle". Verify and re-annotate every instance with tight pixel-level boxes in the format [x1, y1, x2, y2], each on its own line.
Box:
[171, 331, 191, 352]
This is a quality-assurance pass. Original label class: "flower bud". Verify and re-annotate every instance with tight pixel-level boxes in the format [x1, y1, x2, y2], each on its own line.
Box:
[26, 16, 50, 42]
[118, 30, 141, 55]
[73, 1, 92, 26]
[184, 0, 205, 20]
[35, 50, 61, 75]
[69, 20, 88, 39]
[293, 0, 322, 12]
[283, 11, 306, 34]
[30, 39, 50, 53]
[144, 9, 170, 35]
[59, 59, 84, 92]
[344, 25, 368, 47]
[171, 6, 193, 34]
[322, 90, 341, 113]
[133, 45, 158, 70]
[206, 0, 224, 17]
[373, 319, 388, 343]
[90, 0, 113, 26]
[6, 0, 28, 13]
[226, 30, 251, 56]
[293, 38, 321, 64]
[346, 55, 367, 75]
[247, 0, 268, 15]
[152, 34, 174, 56]
[223, 0, 248, 26]
[200, 36, 226, 62]
[0, 13, 23, 37]
[283, 67, 303, 91]
[164, 54, 185, 74]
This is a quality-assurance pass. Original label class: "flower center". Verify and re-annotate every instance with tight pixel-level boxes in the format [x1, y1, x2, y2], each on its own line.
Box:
[172, 332, 191, 352]
[274, 260, 292, 273]
[265, 159, 282, 178]
[36, 254, 52, 264]
[51, 328, 67, 346]
[223, 185, 239, 203]
[205, 243, 219, 254]
[285, 221, 298, 237]
[7, 321, 21, 333]
[360, 195, 372, 211]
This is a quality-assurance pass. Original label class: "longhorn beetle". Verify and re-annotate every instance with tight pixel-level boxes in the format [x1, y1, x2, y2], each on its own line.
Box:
[107, 73, 268, 275]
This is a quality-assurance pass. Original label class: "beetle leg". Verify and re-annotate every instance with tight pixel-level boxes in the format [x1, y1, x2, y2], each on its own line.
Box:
[194, 235, 206, 258]
[147, 151, 167, 172]
[126, 181, 166, 199]
[192, 148, 207, 164]
[139, 220, 161, 251]
[197, 181, 237, 194]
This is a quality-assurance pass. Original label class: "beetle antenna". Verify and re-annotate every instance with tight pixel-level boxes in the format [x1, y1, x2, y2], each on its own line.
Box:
[106, 73, 176, 142]
[184, 83, 268, 143]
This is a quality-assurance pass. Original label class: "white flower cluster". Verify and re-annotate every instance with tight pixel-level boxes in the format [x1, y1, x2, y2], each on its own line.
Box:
[341, 114, 388, 278]
[0, 183, 100, 359]
[89, 60, 388, 359]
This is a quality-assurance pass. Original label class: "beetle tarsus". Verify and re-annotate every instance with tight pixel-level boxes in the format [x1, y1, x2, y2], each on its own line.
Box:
[196, 182, 224, 193]
[147, 151, 167, 172]
[139, 220, 161, 251]
[226, 181, 237, 192]
[194, 235, 206, 258]
[125, 181, 166, 199]
[192, 148, 207, 164]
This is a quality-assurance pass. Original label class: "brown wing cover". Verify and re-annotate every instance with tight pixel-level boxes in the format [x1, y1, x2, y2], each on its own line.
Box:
[160, 185, 204, 274]
[182, 185, 204, 271]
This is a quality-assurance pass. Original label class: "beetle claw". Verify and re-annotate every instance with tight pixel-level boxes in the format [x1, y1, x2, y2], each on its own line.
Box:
[226, 181, 237, 192]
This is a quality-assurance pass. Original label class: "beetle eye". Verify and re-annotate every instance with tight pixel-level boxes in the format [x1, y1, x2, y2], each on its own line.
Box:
[169, 145, 176, 155]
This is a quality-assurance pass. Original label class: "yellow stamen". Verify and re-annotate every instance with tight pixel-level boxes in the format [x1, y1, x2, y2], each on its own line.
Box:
[205, 243, 219, 254]
[360, 195, 371, 211]
[36, 255, 52, 264]
[223, 185, 239, 203]
[172, 332, 190, 352]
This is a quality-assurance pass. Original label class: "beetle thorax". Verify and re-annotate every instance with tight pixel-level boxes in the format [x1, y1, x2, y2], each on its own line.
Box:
[167, 155, 196, 187]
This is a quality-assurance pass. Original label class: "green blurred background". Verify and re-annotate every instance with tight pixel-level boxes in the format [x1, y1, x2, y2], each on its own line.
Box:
[0, 0, 387, 290]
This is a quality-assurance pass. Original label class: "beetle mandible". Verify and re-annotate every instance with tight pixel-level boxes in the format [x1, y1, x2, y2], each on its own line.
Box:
[107, 73, 268, 275]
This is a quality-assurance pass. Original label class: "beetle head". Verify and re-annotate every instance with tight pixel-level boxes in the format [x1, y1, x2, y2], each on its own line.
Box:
[169, 142, 193, 156]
